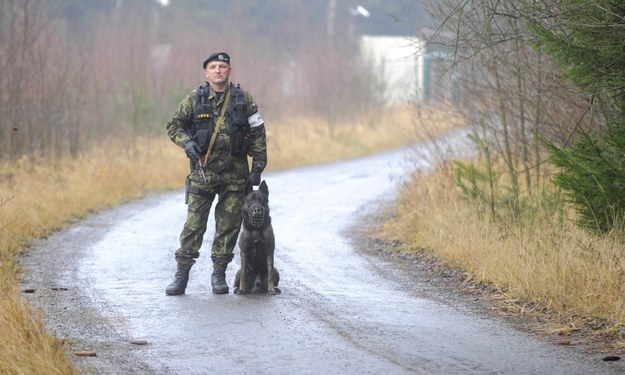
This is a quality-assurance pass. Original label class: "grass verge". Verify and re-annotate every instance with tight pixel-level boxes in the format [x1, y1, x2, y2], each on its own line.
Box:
[380, 163, 625, 347]
[0, 138, 186, 373]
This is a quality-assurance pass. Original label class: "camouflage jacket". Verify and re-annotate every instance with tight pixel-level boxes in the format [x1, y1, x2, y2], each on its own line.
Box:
[166, 83, 267, 184]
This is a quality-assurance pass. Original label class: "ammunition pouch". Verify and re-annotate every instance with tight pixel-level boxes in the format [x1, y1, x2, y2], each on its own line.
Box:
[230, 128, 250, 157]
[192, 85, 216, 155]
[195, 124, 214, 155]
[229, 85, 251, 156]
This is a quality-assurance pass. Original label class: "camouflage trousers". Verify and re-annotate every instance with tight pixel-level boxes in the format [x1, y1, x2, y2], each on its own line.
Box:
[174, 171, 245, 269]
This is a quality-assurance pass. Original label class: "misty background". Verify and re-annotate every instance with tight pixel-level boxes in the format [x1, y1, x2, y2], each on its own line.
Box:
[1, 0, 432, 161]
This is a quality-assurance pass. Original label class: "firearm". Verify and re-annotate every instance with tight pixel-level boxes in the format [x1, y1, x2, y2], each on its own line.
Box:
[185, 131, 209, 184]
[196, 159, 208, 184]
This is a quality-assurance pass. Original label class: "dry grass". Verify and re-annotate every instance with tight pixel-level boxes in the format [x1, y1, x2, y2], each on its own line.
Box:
[0, 273, 78, 374]
[0, 105, 462, 373]
[381, 164, 625, 336]
[0, 137, 187, 373]
[267, 104, 463, 170]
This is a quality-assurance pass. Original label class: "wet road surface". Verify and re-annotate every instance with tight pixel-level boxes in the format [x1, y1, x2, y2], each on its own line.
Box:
[22, 133, 624, 374]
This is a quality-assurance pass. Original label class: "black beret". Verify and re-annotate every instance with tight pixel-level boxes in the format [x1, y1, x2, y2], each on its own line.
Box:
[203, 52, 230, 69]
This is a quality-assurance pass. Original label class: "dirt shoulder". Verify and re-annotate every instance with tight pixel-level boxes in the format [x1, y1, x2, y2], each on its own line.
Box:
[347, 203, 625, 370]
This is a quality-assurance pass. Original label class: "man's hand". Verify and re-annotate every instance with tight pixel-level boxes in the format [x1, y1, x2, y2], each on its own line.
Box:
[184, 140, 201, 162]
[247, 171, 261, 186]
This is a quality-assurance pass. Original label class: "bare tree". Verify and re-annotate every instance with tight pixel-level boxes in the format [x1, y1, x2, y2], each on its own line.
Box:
[0, 1, 390, 162]
[424, 0, 601, 210]
[0, 0, 87, 160]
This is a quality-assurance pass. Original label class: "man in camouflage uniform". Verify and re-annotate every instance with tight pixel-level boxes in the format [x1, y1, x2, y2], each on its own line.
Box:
[165, 52, 267, 295]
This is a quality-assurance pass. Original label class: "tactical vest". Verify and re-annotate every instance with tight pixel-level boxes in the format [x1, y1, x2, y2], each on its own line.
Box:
[191, 83, 250, 156]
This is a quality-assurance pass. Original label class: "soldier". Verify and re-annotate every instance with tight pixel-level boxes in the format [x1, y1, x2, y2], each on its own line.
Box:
[165, 52, 267, 295]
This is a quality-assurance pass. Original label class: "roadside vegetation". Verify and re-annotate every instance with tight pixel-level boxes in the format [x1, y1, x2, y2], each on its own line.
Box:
[382, 163, 625, 338]
[378, 0, 625, 349]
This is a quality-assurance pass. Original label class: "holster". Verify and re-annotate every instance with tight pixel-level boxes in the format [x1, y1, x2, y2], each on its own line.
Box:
[184, 175, 214, 204]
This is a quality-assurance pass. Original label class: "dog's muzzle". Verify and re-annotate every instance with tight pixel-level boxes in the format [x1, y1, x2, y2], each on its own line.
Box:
[248, 203, 266, 228]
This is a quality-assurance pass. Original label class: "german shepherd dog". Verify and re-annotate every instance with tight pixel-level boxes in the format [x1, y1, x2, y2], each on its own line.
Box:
[234, 180, 280, 295]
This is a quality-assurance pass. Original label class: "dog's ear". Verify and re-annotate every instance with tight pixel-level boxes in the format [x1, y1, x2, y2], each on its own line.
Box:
[244, 181, 253, 196]
[259, 180, 268, 197]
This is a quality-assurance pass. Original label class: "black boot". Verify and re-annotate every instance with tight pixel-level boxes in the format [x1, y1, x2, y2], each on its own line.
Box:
[211, 266, 229, 294]
[165, 265, 191, 295]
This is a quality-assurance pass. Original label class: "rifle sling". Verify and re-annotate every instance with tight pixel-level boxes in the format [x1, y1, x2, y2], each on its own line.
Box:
[203, 87, 231, 165]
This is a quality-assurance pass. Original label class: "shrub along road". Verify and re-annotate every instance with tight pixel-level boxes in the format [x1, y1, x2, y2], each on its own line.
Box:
[21, 133, 624, 374]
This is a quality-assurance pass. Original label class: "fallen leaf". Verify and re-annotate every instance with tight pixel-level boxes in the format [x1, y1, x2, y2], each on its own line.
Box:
[74, 351, 96, 357]
[602, 355, 621, 362]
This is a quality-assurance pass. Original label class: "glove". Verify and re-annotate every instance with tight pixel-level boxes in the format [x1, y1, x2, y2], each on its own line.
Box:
[184, 140, 201, 162]
[247, 171, 261, 186]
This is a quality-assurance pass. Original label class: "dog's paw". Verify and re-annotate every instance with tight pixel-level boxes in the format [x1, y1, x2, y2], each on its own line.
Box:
[267, 287, 279, 296]
[236, 289, 248, 295]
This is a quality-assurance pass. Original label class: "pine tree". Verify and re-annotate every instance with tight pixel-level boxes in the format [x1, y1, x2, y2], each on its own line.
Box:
[532, 0, 625, 232]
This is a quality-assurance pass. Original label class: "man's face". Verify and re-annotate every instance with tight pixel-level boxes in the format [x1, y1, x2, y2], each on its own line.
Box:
[205, 61, 231, 86]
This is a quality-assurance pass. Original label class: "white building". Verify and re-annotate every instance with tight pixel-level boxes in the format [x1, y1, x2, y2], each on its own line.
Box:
[359, 35, 427, 106]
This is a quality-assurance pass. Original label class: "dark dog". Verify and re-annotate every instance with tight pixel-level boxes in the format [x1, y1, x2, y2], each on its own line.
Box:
[234, 180, 280, 295]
